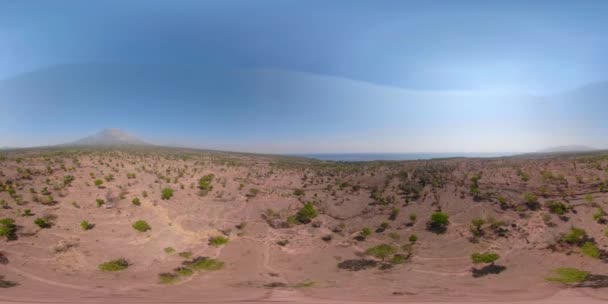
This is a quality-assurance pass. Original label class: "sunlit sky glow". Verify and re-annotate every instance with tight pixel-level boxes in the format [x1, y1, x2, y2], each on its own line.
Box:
[1, 1, 608, 153]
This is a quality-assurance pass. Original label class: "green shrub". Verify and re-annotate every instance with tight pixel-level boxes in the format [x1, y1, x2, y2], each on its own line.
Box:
[390, 254, 409, 265]
[198, 174, 214, 193]
[581, 242, 600, 259]
[365, 244, 397, 261]
[22, 209, 33, 216]
[409, 234, 418, 244]
[132, 197, 141, 206]
[98, 258, 129, 272]
[209, 236, 229, 247]
[158, 272, 180, 284]
[361, 227, 372, 237]
[0, 218, 17, 240]
[546, 200, 569, 215]
[471, 252, 500, 265]
[296, 202, 318, 224]
[546, 268, 589, 284]
[80, 220, 93, 230]
[63, 175, 75, 186]
[164, 247, 175, 254]
[161, 188, 174, 200]
[175, 267, 193, 276]
[34, 217, 51, 229]
[187, 257, 224, 271]
[179, 251, 193, 258]
[470, 218, 485, 236]
[127, 173, 136, 179]
[593, 207, 606, 223]
[409, 213, 417, 222]
[389, 207, 400, 220]
[96, 199, 105, 207]
[427, 212, 449, 233]
[561, 227, 588, 246]
[293, 189, 304, 196]
[132, 220, 151, 232]
[94, 179, 103, 187]
[523, 193, 540, 210]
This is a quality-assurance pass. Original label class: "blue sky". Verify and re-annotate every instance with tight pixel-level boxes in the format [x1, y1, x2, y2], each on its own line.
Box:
[1, 1, 608, 152]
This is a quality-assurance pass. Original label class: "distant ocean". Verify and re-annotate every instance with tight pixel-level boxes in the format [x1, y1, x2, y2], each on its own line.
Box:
[297, 152, 515, 162]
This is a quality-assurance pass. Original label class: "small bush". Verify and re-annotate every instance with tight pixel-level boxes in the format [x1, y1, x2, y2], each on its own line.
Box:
[546, 200, 569, 215]
[186, 257, 224, 271]
[209, 236, 229, 247]
[581, 242, 600, 259]
[409, 234, 418, 244]
[63, 175, 75, 186]
[293, 189, 304, 196]
[132, 220, 151, 232]
[132, 197, 141, 206]
[94, 179, 103, 187]
[523, 193, 540, 210]
[98, 258, 129, 272]
[80, 220, 94, 231]
[546, 268, 589, 284]
[0, 218, 17, 240]
[427, 212, 449, 233]
[471, 252, 500, 264]
[164, 247, 175, 254]
[390, 254, 409, 265]
[361, 227, 372, 237]
[161, 188, 174, 200]
[179, 251, 192, 258]
[159, 272, 180, 284]
[470, 218, 485, 236]
[561, 227, 588, 246]
[365, 244, 397, 261]
[389, 207, 400, 220]
[198, 174, 214, 194]
[96, 199, 105, 207]
[34, 217, 51, 229]
[296, 202, 318, 224]
[174, 267, 193, 276]
[21, 209, 33, 216]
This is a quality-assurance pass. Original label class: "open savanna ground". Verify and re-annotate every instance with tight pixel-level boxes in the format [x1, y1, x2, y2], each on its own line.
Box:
[1, 147, 608, 303]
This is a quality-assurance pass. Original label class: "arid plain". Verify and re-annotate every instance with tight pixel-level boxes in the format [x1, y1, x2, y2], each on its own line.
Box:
[1, 147, 608, 303]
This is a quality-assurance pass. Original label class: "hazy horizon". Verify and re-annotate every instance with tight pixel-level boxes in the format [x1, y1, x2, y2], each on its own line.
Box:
[2, 1, 608, 153]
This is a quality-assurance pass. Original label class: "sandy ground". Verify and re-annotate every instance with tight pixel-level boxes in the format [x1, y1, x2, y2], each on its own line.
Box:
[1, 148, 608, 303]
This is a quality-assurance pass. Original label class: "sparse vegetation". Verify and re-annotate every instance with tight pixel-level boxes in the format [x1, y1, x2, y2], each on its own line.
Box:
[132, 220, 151, 232]
[427, 212, 449, 233]
[80, 220, 94, 230]
[34, 217, 51, 229]
[98, 258, 129, 272]
[161, 188, 174, 200]
[198, 174, 214, 194]
[159, 272, 180, 284]
[295, 202, 318, 224]
[365, 244, 397, 261]
[0, 218, 17, 240]
[209, 236, 229, 247]
[185, 257, 224, 271]
[546, 268, 589, 284]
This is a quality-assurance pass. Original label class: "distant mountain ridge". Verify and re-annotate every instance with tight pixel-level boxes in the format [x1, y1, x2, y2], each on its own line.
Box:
[67, 129, 148, 146]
